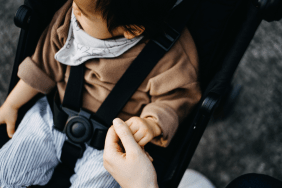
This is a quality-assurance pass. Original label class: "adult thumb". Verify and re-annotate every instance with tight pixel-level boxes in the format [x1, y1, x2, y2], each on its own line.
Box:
[112, 118, 141, 154]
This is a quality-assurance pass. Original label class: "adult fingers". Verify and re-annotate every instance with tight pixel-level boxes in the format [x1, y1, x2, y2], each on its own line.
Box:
[104, 126, 128, 159]
[104, 126, 124, 171]
[112, 118, 141, 154]
[140, 146, 153, 162]
[104, 126, 120, 153]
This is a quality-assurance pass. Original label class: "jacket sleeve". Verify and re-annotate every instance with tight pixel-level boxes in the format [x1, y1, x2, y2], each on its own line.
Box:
[140, 28, 201, 147]
[17, 1, 72, 94]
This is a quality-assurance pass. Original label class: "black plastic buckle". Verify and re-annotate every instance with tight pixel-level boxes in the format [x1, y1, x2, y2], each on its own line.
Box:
[62, 107, 108, 151]
[152, 23, 180, 52]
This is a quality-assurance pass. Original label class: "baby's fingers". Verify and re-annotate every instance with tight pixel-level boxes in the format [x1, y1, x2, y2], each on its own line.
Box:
[133, 130, 145, 143]
[6, 121, 16, 138]
[138, 135, 151, 147]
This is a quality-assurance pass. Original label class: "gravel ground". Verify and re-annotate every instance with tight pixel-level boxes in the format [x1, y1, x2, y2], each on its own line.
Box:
[0, 0, 22, 104]
[0, 0, 282, 188]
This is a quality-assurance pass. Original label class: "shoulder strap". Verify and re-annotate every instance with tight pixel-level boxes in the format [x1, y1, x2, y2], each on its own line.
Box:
[62, 64, 84, 112]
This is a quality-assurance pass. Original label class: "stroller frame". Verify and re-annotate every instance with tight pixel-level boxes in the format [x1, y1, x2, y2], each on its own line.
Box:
[1, 0, 281, 187]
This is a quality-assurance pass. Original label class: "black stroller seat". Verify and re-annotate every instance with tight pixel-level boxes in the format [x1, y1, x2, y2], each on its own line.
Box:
[1, 0, 281, 187]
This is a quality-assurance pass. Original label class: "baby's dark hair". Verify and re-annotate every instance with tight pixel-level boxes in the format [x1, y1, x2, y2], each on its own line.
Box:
[94, 0, 178, 38]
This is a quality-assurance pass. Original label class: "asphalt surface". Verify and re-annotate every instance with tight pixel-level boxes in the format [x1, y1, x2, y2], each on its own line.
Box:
[0, 0, 282, 187]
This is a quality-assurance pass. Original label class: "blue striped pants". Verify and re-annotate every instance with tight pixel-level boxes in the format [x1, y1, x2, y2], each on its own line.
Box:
[0, 97, 120, 188]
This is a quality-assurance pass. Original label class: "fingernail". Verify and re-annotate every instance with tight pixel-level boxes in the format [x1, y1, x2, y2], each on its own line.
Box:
[113, 118, 123, 126]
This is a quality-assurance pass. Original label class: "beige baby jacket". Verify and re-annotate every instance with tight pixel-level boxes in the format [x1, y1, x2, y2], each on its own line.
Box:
[18, 0, 201, 147]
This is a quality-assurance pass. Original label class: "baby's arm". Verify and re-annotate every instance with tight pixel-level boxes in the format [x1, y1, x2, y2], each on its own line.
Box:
[0, 79, 39, 137]
[125, 117, 162, 147]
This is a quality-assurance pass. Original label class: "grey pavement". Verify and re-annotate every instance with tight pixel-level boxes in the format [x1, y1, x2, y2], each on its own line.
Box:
[0, 0, 282, 188]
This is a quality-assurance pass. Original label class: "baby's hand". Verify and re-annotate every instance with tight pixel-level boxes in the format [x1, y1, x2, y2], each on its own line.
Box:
[0, 102, 19, 138]
[125, 117, 162, 147]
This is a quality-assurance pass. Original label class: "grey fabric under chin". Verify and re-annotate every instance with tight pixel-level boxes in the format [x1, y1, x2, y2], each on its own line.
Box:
[54, 11, 144, 66]
[55, 0, 184, 67]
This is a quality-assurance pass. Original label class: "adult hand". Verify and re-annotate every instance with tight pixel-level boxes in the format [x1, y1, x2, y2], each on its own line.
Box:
[103, 118, 158, 188]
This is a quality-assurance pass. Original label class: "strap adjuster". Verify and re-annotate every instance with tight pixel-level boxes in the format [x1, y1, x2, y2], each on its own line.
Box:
[152, 23, 180, 51]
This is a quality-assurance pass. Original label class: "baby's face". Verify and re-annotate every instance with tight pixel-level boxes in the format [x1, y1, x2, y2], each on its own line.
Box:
[72, 1, 125, 39]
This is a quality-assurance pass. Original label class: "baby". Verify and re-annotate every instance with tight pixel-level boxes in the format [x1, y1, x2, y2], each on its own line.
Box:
[0, 0, 201, 187]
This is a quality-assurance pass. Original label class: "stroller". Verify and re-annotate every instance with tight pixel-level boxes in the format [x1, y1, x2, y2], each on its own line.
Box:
[1, 0, 282, 187]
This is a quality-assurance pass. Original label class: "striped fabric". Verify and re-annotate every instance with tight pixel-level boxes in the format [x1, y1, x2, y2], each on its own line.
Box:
[0, 96, 120, 188]
[70, 145, 120, 188]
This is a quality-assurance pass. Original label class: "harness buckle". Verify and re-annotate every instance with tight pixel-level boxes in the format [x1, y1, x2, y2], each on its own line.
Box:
[62, 107, 108, 150]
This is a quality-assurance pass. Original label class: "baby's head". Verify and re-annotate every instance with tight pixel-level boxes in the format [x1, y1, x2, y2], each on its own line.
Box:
[73, 0, 178, 39]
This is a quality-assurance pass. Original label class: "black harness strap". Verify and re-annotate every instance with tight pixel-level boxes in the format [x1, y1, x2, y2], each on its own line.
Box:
[52, 65, 84, 131]
[62, 64, 84, 112]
